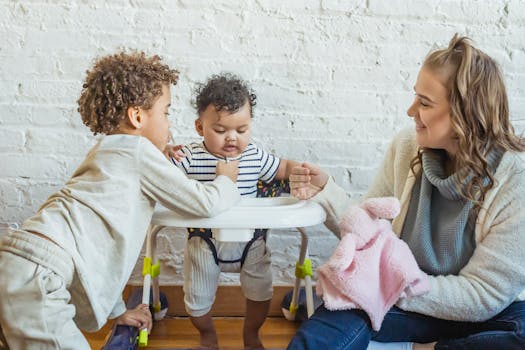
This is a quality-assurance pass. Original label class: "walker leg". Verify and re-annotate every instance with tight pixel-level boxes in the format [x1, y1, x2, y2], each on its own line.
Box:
[139, 277, 151, 347]
[284, 228, 309, 321]
[139, 225, 163, 347]
[149, 226, 164, 320]
[297, 227, 314, 318]
[285, 275, 303, 321]
[152, 277, 162, 319]
[282, 227, 314, 321]
[304, 274, 314, 318]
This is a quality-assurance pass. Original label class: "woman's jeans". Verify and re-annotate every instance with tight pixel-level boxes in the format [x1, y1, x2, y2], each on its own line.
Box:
[287, 301, 525, 350]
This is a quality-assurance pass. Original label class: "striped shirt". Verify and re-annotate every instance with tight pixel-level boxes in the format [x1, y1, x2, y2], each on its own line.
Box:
[174, 142, 281, 197]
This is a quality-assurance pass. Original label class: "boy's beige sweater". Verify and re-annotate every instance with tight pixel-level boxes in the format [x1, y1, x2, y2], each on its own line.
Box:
[314, 128, 525, 322]
[20, 134, 240, 331]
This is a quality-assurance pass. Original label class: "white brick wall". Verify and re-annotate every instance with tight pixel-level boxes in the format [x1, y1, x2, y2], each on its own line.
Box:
[1, 0, 524, 286]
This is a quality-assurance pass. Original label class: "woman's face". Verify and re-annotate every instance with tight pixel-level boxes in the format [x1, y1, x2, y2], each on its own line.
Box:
[407, 66, 457, 155]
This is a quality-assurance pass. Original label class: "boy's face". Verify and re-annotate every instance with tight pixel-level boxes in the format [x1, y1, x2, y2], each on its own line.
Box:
[195, 101, 252, 159]
[139, 84, 172, 151]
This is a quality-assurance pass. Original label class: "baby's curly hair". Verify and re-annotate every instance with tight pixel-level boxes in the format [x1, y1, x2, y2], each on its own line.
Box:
[194, 73, 256, 116]
[78, 51, 179, 135]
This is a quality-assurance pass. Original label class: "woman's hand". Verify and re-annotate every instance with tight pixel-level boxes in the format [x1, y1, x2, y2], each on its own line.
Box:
[115, 304, 152, 333]
[290, 162, 329, 200]
[216, 160, 239, 183]
[163, 144, 185, 163]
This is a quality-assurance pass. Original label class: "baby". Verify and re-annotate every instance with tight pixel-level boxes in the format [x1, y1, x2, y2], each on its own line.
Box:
[170, 73, 299, 349]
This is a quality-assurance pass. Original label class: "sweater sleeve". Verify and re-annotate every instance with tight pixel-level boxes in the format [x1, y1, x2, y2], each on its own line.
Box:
[311, 177, 353, 237]
[108, 297, 127, 319]
[139, 139, 241, 217]
[397, 166, 525, 321]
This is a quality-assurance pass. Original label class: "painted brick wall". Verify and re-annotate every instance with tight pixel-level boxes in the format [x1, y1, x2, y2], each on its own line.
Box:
[1, 0, 524, 286]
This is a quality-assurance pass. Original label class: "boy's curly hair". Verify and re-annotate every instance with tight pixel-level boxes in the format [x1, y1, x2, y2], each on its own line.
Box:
[78, 51, 179, 135]
[194, 73, 256, 116]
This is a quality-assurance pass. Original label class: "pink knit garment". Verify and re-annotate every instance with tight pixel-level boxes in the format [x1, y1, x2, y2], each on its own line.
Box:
[316, 197, 430, 331]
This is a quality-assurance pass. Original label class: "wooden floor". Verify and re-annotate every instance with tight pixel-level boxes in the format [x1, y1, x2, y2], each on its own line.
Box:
[85, 316, 299, 349]
[84, 285, 301, 349]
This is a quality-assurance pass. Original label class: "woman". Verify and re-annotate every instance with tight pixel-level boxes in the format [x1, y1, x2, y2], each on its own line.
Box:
[288, 34, 525, 349]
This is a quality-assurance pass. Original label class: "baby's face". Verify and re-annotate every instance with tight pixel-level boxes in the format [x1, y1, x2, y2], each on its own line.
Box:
[195, 101, 252, 159]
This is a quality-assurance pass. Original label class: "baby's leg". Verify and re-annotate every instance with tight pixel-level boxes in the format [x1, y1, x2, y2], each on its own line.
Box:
[183, 236, 221, 349]
[240, 238, 273, 349]
[189, 313, 217, 349]
[244, 299, 271, 349]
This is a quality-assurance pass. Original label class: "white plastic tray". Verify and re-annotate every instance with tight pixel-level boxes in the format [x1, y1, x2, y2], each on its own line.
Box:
[151, 197, 326, 241]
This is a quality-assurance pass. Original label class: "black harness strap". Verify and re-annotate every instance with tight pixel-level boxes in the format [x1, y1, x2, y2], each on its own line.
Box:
[188, 228, 267, 267]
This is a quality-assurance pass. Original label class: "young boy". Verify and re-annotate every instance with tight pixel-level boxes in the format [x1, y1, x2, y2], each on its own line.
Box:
[170, 73, 300, 349]
[0, 52, 240, 349]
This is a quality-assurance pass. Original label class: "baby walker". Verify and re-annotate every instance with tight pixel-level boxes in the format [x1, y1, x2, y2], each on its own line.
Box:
[103, 180, 326, 349]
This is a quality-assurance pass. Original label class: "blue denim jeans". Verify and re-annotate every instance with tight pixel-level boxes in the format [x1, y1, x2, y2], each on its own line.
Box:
[287, 301, 525, 350]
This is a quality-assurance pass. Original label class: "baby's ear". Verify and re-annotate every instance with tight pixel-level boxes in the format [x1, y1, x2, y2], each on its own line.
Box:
[194, 118, 204, 136]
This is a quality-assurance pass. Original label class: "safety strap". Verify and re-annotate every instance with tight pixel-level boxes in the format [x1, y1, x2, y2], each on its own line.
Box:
[187, 228, 267, 267]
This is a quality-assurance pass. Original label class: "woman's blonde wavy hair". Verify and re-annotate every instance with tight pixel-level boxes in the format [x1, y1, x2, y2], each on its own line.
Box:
[411, 34, 525, 205]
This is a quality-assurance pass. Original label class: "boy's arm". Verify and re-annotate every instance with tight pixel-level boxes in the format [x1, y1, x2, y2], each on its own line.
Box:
[140, 140, 240, 218]
[274, 158, 301, 181]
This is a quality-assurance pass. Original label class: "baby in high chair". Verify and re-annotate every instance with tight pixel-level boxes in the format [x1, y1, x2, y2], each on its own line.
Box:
[168, 73, 300, 349]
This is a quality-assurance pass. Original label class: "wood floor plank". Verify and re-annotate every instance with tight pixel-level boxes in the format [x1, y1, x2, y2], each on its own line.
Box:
[124, 285, 298, 317]
[87, 317, 299, 349]
[85, 285, 302, 349]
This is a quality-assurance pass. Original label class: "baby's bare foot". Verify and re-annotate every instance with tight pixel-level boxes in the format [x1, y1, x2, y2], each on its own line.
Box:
[199, 331, 218, 350]
[244, 335, 263, 350]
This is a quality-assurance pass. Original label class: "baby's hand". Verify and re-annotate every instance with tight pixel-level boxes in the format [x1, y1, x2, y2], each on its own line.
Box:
[163, 144, 186, 163]
[216, 160, 239, 183]
[115, 304, 152, 333]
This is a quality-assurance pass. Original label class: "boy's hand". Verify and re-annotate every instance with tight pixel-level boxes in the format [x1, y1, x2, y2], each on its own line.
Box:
[216, 160, 239, 183]
[163, 144, 186, 163]
[115, 304, 152, 333]
[289, 162, 329, 200]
